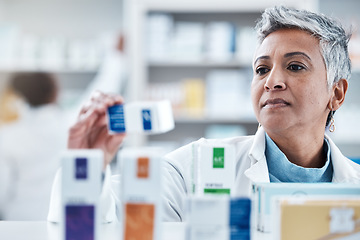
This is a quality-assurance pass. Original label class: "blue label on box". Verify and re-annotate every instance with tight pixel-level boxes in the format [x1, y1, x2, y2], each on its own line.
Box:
[66, 205, 95, 240]
[230, 226, 250, 240]
[75, 158, 87, 180]
[230, 198, 251, 228]
[142, 109, 152, 131]
[108, 104, 126, 132]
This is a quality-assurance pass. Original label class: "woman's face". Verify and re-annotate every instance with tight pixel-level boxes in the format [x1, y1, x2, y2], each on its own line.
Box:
[251, 28, 332, 134]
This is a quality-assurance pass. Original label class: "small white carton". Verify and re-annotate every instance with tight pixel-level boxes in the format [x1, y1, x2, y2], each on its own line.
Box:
[186, 196, 252, 240]
[61, 149, 103, 240]
[193, 143, 236, 196]
[119, 147, 164, 240]
[107, 100, 174, 134]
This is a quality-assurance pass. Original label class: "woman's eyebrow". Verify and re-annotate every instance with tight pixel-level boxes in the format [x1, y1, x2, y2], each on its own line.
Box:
[284, 52, 312, 60]
[254, 56, 270, 65]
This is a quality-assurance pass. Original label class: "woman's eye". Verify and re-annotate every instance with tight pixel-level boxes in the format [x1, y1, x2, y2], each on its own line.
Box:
[255, 67, 269, 75]
[287, 64, 305, 71]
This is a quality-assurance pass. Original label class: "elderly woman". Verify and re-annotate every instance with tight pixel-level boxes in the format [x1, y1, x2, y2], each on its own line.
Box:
[48, 6, 360, 222]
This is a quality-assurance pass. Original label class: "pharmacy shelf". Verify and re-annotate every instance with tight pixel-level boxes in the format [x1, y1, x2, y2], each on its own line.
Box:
[142, 0, 317, 13]
[127, 0, 322, 147]
[148, 60, 250, 68]
[0, 68, 98, 74]
[175, 116, 257, 124]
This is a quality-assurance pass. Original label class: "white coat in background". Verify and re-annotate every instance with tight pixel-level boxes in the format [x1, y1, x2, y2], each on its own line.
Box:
[47, 127, 360, 222]
[0, 104, 68, 220]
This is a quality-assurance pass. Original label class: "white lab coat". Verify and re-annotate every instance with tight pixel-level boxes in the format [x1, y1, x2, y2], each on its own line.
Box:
[47, 127, 360, 223]
[0, 104, 68, 220]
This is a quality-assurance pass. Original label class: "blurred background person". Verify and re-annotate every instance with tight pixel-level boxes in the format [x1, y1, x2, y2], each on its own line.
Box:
[0, 72, 68, 220]
[0, 33, 127, 221]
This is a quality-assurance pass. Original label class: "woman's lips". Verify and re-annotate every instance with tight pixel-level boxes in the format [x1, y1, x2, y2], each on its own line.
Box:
[263, 98, 290, 108]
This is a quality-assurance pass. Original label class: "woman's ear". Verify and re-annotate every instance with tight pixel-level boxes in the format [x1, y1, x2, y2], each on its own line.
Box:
[329, 79, 348, 111]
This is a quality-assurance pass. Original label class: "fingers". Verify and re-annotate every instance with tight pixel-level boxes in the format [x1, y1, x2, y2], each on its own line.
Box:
[90, 90, 124, 107]
[78, 91, 124, 119]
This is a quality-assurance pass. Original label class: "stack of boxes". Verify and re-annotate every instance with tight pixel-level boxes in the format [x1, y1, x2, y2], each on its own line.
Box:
[252, 183, 360, 233]
[110, 101, 175, 240]
[188, 142, 251, 239]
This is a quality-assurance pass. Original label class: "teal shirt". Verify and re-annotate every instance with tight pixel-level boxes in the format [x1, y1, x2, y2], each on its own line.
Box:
[265, 133, 333, 182]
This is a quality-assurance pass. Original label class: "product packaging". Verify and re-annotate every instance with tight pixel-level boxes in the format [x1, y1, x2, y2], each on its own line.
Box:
[192, 143, 235, 196]
[107, 100, 174, 134]
[61, 149, 103, 240]
[119, 147, 164, 240]
[186, 196, 251, 240]
[252, 183, 360, 233]
[272, 196, 360, 240]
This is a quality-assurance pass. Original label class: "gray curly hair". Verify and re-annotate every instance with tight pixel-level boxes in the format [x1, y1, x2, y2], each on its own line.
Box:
[255, 5, 352, 89]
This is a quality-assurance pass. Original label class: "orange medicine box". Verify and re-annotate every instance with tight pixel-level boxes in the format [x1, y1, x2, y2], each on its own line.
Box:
[119, 147, 164, 240]
[272, 196, 360, 240]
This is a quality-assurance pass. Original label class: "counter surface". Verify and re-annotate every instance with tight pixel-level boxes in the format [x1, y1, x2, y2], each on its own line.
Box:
[0, 221, 272, 240]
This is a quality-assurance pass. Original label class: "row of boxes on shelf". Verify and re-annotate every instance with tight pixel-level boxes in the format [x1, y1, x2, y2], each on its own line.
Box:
[60, 145, 360, 240]
[145, 69, 254, 119]
[60, 145, 250, 240]
[146, 13, 257, 63]
[0, 24, 112, 70]
[60, 146, 360, 240]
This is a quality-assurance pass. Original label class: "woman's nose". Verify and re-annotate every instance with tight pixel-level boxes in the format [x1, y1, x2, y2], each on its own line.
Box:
[264, 67, 287, 91]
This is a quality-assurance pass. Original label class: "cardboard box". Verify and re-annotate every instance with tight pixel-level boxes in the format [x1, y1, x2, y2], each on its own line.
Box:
[119, 147, 164, 240]
[61, 149, 103, 240]
[272, 196, 360, 240]
[252, 183, 360, 233]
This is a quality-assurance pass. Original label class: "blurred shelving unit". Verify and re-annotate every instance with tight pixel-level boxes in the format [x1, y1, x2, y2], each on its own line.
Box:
[317, 0, 360, 159]
[0, 0, 124, 109]
[126, 0, 317, 148]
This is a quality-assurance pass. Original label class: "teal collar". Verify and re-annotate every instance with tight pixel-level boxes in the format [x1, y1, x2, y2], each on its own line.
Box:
[265, 133, 333, 182]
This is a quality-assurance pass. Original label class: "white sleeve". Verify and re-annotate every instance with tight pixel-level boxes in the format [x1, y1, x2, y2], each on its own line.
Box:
[160, 141, 199, 222]
[47, 166, 118, 223]
[161, 161, 188, 222]
[47, 168, 62, 223]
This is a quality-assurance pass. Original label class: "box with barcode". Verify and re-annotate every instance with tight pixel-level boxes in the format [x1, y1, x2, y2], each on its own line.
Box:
[61, 149, 103, 240]
[272, 196, 360, 240]
[119, 147, 164, 240]
[193, 143, 235, 196]
[252, 183, 360, 233]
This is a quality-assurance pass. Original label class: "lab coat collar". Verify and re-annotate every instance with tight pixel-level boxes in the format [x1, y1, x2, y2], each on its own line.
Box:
[244, 128, 360, 184]
[244, 127, 270, 183]
[325, 134, 360, 183]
